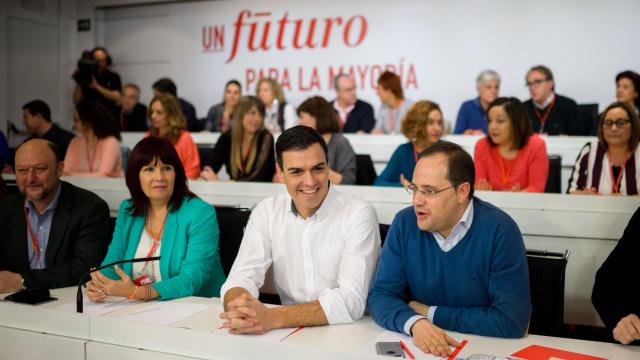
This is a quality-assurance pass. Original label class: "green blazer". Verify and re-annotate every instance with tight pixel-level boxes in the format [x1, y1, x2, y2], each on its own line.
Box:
[100, 196, 225, 299]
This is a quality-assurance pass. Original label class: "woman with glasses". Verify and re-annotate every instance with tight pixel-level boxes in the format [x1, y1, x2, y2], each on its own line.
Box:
[569, 102, 640, 195]
[374, 100, 444, 187]
[474, 97, 548, 192]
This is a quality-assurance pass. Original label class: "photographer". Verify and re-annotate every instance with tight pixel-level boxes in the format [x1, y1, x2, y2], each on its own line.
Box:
[72, 47, 122, 118]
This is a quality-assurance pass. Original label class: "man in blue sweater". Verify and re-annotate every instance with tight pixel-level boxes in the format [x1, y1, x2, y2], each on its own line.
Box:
[367, 141, 531, 357]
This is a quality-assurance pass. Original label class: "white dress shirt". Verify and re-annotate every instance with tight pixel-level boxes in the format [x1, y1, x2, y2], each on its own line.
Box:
[403, 200, 474, 335]
[220, 186, 381, 324]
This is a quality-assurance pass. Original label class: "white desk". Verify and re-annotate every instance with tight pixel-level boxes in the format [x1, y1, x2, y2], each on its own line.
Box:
[46, 176, 639, 328]
[1, 287, 638, 360]
[121, 132, 595, 193]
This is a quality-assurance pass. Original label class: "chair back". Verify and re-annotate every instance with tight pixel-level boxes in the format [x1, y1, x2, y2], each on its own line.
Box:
[526, 249, 569, 337]
[355, 154, 377, 185]
[545, 154, 562, 193]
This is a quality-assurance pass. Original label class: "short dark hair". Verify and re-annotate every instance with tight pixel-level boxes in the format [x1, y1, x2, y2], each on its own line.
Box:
[22, 100, 52, 122]
[527, 65, 555, 91]
[275, 125, 328, 169]
[486, 97, 533, 150]
[125, 137, 193, 216]
[297, 96, 340, 134]
[377, 71, 404, 100]
[420, 141, 475, 198]
[615, 70, 640, 110]
[152, 78, 178, 97]
[597, 101, 640, 152]
[75, 100, 121, 141]
[90, 46, 112, 66]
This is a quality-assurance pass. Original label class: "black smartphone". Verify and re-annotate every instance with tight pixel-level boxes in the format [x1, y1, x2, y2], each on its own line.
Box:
[4, 288, 58, 305]
[375, 342, 405, 358]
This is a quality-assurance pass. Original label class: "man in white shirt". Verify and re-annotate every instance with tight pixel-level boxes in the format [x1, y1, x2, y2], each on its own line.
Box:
[219, 125, 380, 334]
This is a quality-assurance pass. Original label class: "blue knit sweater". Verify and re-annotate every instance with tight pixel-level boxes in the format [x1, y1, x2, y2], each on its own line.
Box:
[367, 197, 531, 338]
[374, 142, 416, 187]
[454, 97, 488, 134]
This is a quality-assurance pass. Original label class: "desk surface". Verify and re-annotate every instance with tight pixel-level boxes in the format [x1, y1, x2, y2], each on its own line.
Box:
[2, 287, 638, 359]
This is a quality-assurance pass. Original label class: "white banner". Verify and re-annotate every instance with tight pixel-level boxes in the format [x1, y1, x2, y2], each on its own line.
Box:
[103, 0, 640, 125]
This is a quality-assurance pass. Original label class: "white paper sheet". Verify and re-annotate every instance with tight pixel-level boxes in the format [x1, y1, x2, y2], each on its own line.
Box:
[212, 325, 304, 343]
[120, 301, 211, 326]
[57, 296, 139, 316]
[361, 330, 465, 359]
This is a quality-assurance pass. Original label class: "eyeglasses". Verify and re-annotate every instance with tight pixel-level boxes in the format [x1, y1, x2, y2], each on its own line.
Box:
[406, 183, 454, 198]
[525, 79, 548, 88]
[603, 118, 631, 129]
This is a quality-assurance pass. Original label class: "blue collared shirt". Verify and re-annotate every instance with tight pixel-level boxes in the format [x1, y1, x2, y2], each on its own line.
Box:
[24, 182, 62, 269]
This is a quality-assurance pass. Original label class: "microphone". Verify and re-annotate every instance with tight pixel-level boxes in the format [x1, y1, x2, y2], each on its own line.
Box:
[76, 256, 160, 313]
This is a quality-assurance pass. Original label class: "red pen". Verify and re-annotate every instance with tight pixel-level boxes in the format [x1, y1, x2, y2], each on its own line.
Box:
[447, 339, 468, 360]
[399, 340, 415, 360]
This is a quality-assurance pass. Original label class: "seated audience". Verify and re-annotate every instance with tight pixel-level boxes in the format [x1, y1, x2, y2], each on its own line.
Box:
[87, 137, 225, 302]
[73, 46, 122, 119]
[22, 99, 75, 160]
[147, 94, 200, 179]
[200, 96, 275, 182]
[592, 206, 640, 345]
[219, 126, 380, 334]
[615, 70, 640, 114]
[0, 139, 111, 291]
[204, 80, 242, 132]
[368, 142, 531, 357]
[375, 101, 443, 187]
[117, 83, 148, 132]
[0, 130, 8, 171]
[523, 65, 584, 135]
[152, 78, 201, 132]
[256, 78, 297, 133]
[373, 71, 414, 134]
[454, 69, 500, 135]
[331, 74, 375, 133]
[64, 100, 123, 177]
[298, 96, 357, 184]
[474, 97, 549, 192]
[569, 101, 640, 195]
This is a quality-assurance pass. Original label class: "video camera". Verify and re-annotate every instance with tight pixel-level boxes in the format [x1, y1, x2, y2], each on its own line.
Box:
[72, 50, 99, 86]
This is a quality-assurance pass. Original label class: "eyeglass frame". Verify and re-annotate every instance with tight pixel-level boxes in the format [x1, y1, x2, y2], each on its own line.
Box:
[525, 78, 549, 88]
[406, 182, 458, 198]
[602, 118, 631, 129]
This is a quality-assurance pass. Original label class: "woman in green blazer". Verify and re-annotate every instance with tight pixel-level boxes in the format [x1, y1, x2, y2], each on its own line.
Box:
[86, 137, 225, 302]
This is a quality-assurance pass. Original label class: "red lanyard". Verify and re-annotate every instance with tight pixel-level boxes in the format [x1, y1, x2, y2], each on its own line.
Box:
[144, 210, 167, 258]
[23, 207, 42, 267]
[534, 96, 557, 132]
[607, 152, 630, 193]
[388, 109, 395, 133]
[495, 147, 519, 186]
[413, 143, 419, 163]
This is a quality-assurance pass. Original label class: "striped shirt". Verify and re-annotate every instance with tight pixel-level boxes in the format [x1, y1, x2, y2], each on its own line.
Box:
[568, 139, 640, 195]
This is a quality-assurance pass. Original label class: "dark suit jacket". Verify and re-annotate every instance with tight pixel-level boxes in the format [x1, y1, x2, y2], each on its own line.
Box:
[0, 181, 111, 289]
[332, 99, 376, 133]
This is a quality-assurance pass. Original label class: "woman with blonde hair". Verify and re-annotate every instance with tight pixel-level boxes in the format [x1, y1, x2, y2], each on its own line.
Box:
[256, 78, 297, 133]
[374, 100, 444, 187]
[146, 94, 200, 179]
[201, 96, 275, 182]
